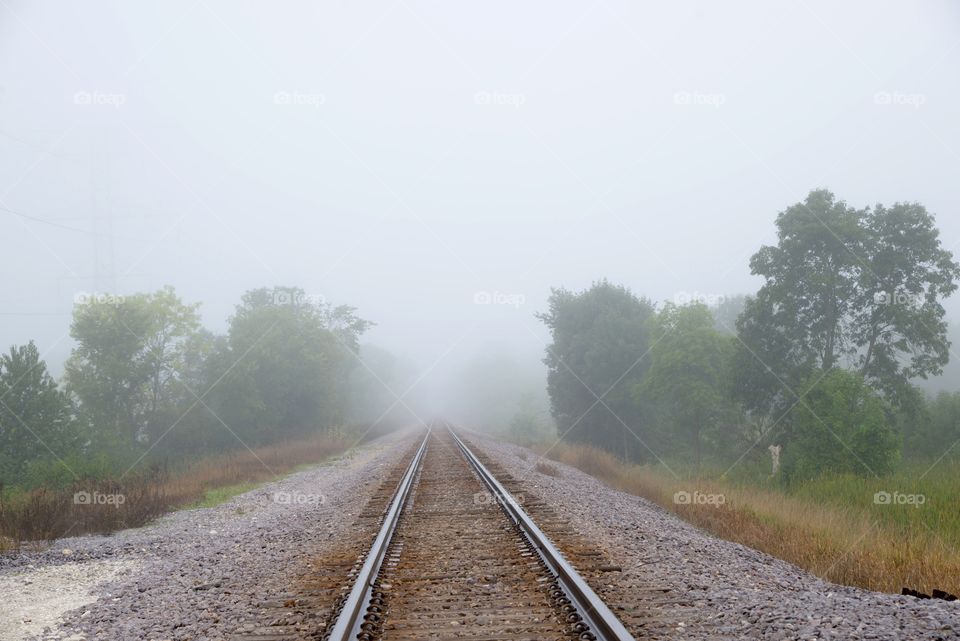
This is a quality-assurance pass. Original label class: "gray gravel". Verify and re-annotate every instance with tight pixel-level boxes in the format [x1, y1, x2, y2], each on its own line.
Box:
[467, 431, 960, 640]
[5, 427, 957, 641]
[0, 429, 419, 641]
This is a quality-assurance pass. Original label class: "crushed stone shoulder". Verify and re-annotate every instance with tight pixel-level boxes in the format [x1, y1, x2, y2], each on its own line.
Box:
[0, 429, 419, 641]
[469, 431, 959, 641]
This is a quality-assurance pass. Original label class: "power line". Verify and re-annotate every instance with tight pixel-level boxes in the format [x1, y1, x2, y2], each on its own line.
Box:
[0, 128, 84, 159]
[0, 203, 153, 241]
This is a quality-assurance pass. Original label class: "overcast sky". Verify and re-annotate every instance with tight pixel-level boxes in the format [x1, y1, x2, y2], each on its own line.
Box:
[2, 1, 959, 408]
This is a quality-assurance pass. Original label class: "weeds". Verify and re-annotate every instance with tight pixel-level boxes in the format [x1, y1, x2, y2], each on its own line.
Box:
[0, 431, 350, 550]
[527, 440, 960, 595]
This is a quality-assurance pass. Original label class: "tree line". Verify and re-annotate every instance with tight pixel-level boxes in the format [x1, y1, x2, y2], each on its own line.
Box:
[0, 286, 372, 488]
[539, 190, 960, 481]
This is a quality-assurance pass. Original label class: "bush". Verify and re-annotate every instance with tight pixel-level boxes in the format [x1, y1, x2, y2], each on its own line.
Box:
[782, 369, 899, 482]
[0, 431, 350, 549]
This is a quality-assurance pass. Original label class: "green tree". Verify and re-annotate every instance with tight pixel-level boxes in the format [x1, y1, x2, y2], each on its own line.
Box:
[508, 389, 551, 442]
[853, 202, 960, 405]
[782, 369, 899, 481]
[210, 286, 371, 443]
[0, 342, 76, 484]
[711, 294, 747, 336]
[538, 280, 654, 460]
[906, 391, 960, 460]
[64, 286, 201, 450]
[638, 303, 735, 470]
[737, 190, 959, 413]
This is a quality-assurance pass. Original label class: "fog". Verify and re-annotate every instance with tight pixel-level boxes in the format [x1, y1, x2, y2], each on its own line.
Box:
[3, 1, 960, 424]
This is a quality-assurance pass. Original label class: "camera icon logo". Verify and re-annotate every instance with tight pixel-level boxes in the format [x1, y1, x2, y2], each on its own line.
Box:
[473, 291, 492, 305]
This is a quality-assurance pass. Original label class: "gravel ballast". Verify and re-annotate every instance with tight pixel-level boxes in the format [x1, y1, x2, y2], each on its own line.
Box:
[0, 429, 419, 641]
[467, 431, 960, 640]
[3, 427, 957, 641]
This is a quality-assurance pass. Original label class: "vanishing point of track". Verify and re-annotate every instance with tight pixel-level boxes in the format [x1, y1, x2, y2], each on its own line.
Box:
[323, 425, 636, 641]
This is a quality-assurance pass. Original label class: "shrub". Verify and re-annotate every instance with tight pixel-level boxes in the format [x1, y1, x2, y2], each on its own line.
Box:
[782, 369, 899, 483]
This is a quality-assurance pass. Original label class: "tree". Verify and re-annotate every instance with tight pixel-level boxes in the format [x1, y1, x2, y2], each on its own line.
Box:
[345, 344, 422, 426]
[853, 202, 960, 404]
[538, 281, 654, 460]
[64, 286, 201, 450]
[782, 369, 899, 481]
[508, 390, 552, 441]
[638, 303, 736, 470]
[737, 190, 959, 412]
[711, 294, 747, 336]
[906, 391, 960, 460]
[210, 286, 371, 443]
[0, 342, 76, 484]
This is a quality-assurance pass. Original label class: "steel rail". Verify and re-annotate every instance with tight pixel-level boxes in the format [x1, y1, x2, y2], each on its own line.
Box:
[448, 426, 637, 641]
[325, 429, 430, 641]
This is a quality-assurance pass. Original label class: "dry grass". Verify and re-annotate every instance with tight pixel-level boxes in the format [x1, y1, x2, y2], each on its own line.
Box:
[534, 460, 560, 477]
[156, 432, 350, 508]
[530, 441, 960, 596]
[0, 432, 350, 551]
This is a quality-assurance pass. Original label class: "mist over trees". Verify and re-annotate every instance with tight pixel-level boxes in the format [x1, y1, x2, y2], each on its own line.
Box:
[540, 190, 960, 481]
[538, 281, 655, 461]
[445, 349, 552, 439]
[0, 285, 377, 488]
[4, 189, 959, 489]
[736, 190, 959, 412]
[0, 342, 76, 483]
[639, 303, 736, 470]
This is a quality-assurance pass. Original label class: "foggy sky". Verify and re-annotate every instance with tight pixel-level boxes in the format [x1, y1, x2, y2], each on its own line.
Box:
[2, 1, 960, 414]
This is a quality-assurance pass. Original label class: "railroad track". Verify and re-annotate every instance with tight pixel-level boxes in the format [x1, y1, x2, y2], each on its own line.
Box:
[323, 425, 636, 641]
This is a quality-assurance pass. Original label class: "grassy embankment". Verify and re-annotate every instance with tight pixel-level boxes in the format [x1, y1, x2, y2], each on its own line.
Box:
[0, 431, 354, 551]
[529, 441, 960, 596]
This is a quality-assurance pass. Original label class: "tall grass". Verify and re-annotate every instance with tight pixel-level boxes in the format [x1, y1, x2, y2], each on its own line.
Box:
[0, 431, 351, 551]
[532, 441, 960, 595]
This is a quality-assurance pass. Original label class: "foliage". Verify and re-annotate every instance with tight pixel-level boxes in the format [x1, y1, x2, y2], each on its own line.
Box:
[638, 303, 736, 469]
[737, 190, 959, 412]
[64, 285, 201, 451]
[4, 284, 372, 492]
[532, 437, 960, 596]
[0, 342, 76, 485]
[782, 369, 899, 482]
[507, 390, 551, 442]
[208, 286, 369, 445]
[711, 294, 747, 335]
[906, 390, 960, 460]
[0, 430, 351, 546]
[538, 280, 655, 461]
